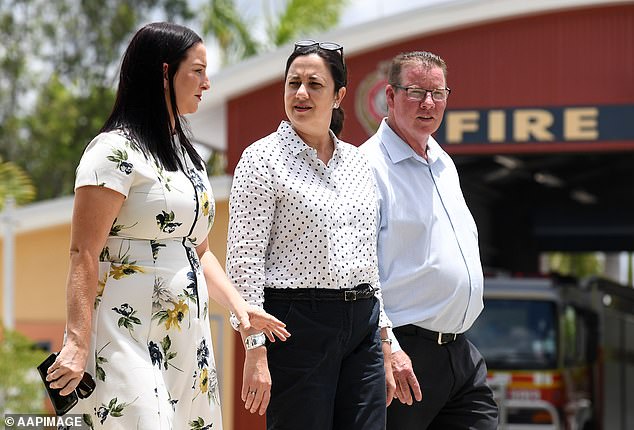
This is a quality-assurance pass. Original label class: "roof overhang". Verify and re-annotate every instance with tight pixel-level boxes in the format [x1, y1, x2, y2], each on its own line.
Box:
[0, 176, 233, 235]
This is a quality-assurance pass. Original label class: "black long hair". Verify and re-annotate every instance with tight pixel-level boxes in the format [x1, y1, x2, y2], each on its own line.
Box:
[101, 22, 204, 171]
[285, 44, 347, 137]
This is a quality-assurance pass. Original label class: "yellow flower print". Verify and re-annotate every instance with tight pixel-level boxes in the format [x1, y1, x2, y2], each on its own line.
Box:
[165, 300, 189, 331]
[201, 192, 210, 217]
[94, 271, 109, 308]
[96, 271, 108, 297]
[200, 368, 209, 393]
[110, 263, 145, 280]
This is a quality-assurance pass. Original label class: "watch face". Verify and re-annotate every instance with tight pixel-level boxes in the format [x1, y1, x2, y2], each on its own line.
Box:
[245, 333, 266, 350]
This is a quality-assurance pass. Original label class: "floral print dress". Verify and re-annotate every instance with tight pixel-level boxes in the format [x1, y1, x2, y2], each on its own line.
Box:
[72, 130, 221, 430]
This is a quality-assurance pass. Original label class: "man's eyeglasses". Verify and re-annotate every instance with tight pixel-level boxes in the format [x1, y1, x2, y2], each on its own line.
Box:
[294, 39, 344, 57]
[392, 85, 451, 102]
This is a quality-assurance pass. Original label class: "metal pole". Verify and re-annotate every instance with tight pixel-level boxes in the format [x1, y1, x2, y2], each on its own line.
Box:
[2, 195, 16, 330]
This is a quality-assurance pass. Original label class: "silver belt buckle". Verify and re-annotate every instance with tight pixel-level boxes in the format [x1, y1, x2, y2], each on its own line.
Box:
[437, 332, 457, 345]
[344, 290, 357, 301]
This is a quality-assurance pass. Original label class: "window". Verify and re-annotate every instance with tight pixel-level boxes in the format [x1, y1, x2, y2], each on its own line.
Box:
[467, 299, 558, 370]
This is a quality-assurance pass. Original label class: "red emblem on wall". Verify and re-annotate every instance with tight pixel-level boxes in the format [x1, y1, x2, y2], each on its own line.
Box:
[355, 61, 390, 135]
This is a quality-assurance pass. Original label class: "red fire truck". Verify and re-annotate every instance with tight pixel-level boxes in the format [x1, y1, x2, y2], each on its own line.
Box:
[466, 275, 634, 430]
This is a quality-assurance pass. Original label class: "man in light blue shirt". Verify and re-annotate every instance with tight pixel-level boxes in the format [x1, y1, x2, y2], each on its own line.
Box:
[361, 51, 498, 429]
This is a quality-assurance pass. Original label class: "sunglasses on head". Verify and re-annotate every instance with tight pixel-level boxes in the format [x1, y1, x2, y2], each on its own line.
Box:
[294, 39, 344, 57]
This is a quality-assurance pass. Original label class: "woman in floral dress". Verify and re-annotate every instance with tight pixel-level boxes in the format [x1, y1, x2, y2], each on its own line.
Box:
[44, 22, 289, 430]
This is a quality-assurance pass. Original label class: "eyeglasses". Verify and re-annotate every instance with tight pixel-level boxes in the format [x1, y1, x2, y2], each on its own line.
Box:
[391, 85, 451, 102]
[294, 39, 344, 57]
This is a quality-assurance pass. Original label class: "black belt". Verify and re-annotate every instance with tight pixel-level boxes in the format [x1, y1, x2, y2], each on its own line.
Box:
[264, 283, 375, 302]
[394, 324, 462, 345]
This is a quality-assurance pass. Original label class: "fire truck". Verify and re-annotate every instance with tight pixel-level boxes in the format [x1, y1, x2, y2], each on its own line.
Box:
[466, 275, 634, 430]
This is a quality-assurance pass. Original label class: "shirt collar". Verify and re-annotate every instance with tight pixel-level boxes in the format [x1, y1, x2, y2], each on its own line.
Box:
[278, 120, 342, 160]
[376, 118, 441, 165]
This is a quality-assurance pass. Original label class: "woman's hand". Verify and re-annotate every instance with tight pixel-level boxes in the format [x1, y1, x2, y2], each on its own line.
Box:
[383, 340, 396, 406]
[46, 342, 89, 396]
[242, 347, 271, 415]
[236, 305, 290, 343]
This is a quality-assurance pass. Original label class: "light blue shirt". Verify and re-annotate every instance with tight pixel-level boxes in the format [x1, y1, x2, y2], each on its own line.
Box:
[361, 119, 483, 346]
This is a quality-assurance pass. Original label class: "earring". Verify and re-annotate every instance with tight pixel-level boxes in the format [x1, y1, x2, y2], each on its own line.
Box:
[333, 102, 339, 109]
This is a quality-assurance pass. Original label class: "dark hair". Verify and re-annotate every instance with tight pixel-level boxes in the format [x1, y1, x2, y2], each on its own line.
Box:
[284, 44, 347, 137]
[388, 51, 448, 86]
[101, 22, 204, 171]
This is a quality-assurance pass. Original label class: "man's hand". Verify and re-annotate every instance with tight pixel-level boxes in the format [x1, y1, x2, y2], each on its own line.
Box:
[391, 350, 422, 405]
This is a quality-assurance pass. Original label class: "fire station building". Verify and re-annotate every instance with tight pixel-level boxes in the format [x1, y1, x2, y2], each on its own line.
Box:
[2, 1, 632, 429]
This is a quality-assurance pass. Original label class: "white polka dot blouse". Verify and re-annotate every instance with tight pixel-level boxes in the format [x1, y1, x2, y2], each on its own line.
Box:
[227, 121, 390, 328]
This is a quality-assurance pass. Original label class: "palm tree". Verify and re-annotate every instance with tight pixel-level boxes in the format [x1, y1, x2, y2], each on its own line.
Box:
[202, 0, 260, 65]
[269, 0, 348, 47]
[202, 0, 348, 65]
[0, 157, 36, 210]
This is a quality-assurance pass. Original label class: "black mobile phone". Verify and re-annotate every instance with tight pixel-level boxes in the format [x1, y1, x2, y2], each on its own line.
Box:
[37, 352, 78, 416]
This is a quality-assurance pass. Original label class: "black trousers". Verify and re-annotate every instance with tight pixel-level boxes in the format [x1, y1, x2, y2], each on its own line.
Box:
[387, 325, 498, 430]
[264, 294, 386, 430]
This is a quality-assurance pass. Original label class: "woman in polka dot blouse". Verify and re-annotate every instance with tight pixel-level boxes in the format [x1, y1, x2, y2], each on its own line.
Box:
[226, 40, 396, 429]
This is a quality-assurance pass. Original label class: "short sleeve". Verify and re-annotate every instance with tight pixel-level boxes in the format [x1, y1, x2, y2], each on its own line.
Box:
[74, 132, 136, 197]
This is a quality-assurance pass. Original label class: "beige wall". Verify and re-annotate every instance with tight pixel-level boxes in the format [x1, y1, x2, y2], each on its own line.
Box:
[0, 199, 236, 430]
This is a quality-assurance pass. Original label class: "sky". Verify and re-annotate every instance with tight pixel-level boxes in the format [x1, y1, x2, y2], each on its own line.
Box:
[205, 0, 452, 72]
[340, 0, 451, 25]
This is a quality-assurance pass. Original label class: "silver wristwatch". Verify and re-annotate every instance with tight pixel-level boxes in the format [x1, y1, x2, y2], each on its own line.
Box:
[244, 332, 266, 350]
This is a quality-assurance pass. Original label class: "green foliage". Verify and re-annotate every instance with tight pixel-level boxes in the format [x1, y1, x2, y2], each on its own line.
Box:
[51, 0, 175, 88]
[0, 328, 49, 414]
[1, 0, 51, 166]
[203, 0, 348, 65]
[0, 157, 36, 210]
[15, 75, 116, 200]
[0, 0, 45, 126]
[271, 0, 348, 46]
[163, 0, 194, 22]
[206, 150, 227, 176]
[0, 0, 193, 201]
[546, 252, 604, 278]
[202, 0, 259, 65]
[1, 0, 347, 202]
